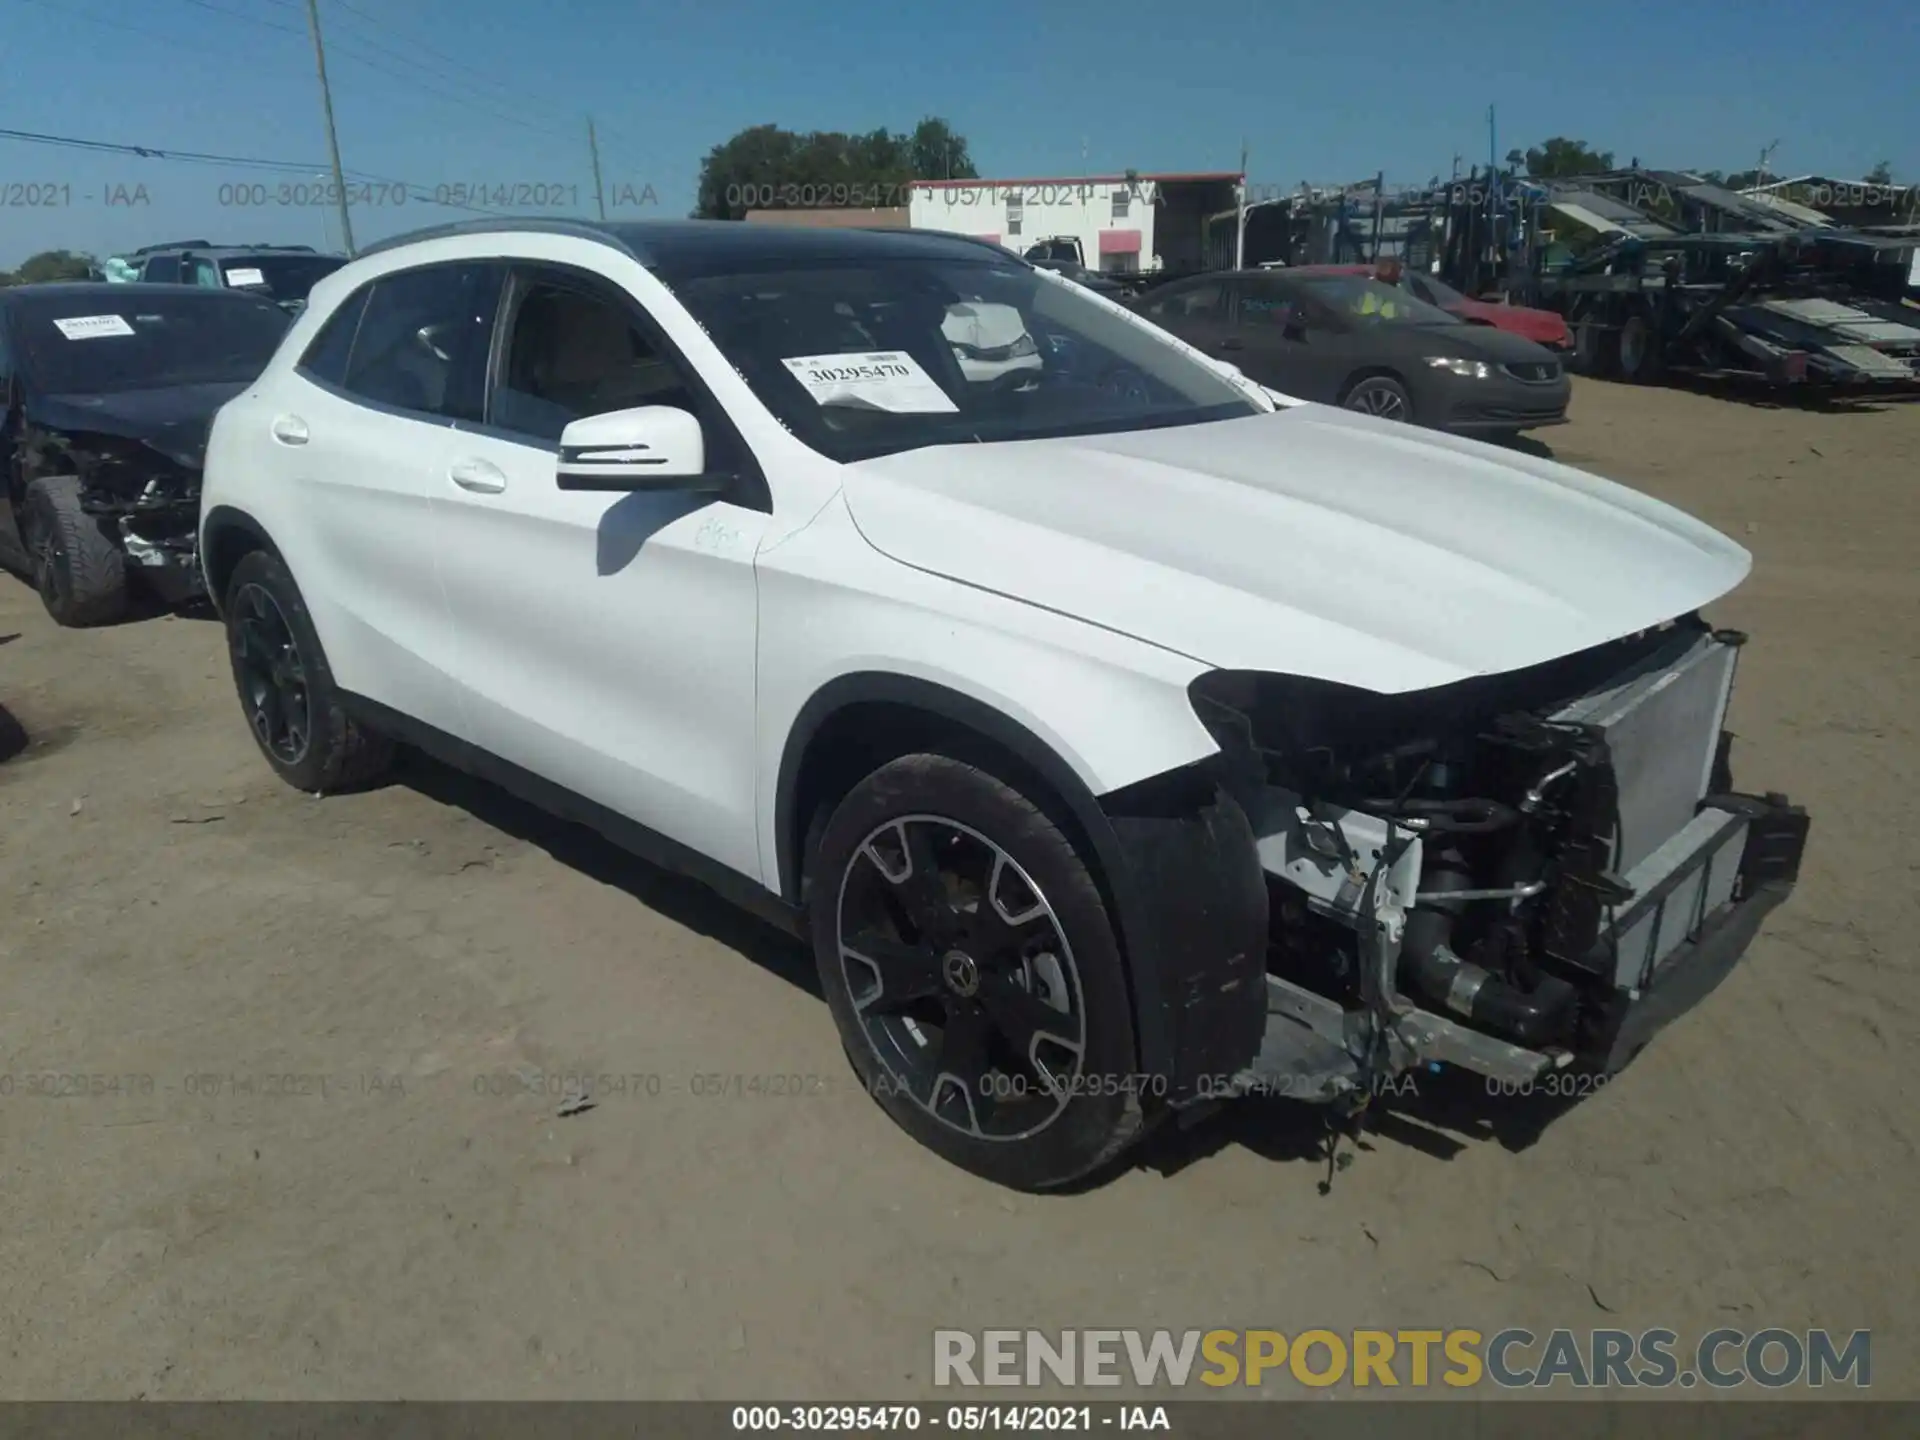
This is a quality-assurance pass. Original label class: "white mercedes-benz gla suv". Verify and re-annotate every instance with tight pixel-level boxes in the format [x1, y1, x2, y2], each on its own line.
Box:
[199, 219, 1807, 1190]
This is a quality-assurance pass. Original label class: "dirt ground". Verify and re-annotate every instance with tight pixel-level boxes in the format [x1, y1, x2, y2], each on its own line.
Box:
[1, 377, 1915, 1402]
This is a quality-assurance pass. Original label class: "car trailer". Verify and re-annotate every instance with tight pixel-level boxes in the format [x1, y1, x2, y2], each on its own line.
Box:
[1508, 172, 1920, 390]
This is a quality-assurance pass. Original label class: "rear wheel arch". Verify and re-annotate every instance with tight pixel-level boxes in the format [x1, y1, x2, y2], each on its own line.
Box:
[201, 505, 283, 616]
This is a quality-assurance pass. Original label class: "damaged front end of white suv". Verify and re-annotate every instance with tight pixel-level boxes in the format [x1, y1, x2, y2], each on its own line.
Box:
[1179, 613, 1809, 1112]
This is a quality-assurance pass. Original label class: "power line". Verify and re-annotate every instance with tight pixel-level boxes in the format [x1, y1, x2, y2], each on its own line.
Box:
[315, 0, 655, 178]
[10, 0, 642, 206]
[0, 124, 507, 216]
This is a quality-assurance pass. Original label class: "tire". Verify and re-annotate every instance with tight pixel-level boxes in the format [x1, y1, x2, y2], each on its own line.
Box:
[1341, 374, 1414, 422]
[1573, 314, 1620, 377]
[1617, 311, 1663, 384]
[223, 548, 393, 793]
[23, 476, 129, 628]
[808, 752, 1144, 1191]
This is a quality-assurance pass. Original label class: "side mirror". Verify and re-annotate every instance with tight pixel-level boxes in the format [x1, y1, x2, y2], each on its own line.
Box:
[556, 406, 722, 494]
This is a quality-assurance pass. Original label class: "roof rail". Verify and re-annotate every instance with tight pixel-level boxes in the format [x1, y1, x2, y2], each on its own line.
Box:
[129, 239, 214, 255]
[860, 228, 1032, 263]
[353, 216, 637, 262]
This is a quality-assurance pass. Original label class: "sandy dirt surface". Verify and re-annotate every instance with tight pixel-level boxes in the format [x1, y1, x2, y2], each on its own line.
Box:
[1, 378, 1914, 1402]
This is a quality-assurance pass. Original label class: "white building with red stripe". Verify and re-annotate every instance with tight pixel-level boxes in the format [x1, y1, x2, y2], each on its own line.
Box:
[907, 172, 1245, 274]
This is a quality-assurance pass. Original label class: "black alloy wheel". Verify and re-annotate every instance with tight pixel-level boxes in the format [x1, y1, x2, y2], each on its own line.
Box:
[230, 580, 312, 766]
[836, 814, 1087, 1143]
[809, 753, 1145, 1190]
[220, 548, 393, 793]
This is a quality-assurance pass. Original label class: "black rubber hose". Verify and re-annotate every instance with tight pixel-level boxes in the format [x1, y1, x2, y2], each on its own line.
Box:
[1399, 845, 1578, 1048]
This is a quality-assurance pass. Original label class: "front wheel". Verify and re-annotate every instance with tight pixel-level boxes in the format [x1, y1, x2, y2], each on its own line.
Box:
[808, 753, 1145, 1191]
[1342, 374, 1414, 422]
[23, 476, 129, 628]
[223, 549, 394, 793]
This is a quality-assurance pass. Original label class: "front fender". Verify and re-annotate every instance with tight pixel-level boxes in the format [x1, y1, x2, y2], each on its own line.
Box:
[758, 495, 1267, 1094]
[756, 496, 1221, 895]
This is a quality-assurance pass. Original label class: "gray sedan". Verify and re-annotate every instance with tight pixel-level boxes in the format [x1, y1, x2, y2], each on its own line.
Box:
[1128, 269, 1571, 436]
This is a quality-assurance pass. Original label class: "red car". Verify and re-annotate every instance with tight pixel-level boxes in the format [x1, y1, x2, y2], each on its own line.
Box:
[1290, 263, 1573, 351]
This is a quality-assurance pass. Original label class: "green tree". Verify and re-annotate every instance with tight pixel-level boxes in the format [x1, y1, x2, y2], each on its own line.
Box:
[909, 116, 976, 181]
[3, 249, 96, 285]
[1520, 138, 1614, 179]
[694, 119, 978, 218]
[1864, 160, 1894, 184]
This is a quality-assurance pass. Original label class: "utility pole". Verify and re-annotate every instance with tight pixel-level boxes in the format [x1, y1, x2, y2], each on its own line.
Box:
[303, 0, 355, 255]
[587, 116, 607, 220]
[1235, 139, 1248, 270]
[1757, 139, 1780, 188]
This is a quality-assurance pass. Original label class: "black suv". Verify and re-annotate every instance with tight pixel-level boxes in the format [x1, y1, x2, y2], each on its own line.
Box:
[0, 283, 291, 625]
[127, 242, 346, 313]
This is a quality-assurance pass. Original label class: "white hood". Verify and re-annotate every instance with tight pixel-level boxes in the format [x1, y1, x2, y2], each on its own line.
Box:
[841, 405, 1751, 694]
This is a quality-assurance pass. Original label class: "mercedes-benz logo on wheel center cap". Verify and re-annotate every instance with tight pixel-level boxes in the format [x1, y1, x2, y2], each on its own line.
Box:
[942, 950, 980, 997]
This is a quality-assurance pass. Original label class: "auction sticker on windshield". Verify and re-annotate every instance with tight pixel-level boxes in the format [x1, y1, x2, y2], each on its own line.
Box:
[52, 314, 137, 340]
[781, 351, 959, 413]
[225, 267, 266, 287]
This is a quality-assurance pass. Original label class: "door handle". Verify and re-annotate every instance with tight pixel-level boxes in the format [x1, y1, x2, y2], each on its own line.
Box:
[448, 458, 507, 494]
[270, 415, 309, 445]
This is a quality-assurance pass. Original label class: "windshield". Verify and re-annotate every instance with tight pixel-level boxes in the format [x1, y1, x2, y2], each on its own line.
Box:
[14, 292, 291, 394]
[657, 255, 1260, 463]
[1294, 274, 1459, 326]
[219, 255, 343, 302]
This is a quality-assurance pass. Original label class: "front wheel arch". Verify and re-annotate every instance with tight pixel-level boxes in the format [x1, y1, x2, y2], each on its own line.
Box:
[775, 673, 1270, 1100]
[777, 675, 1166, 1076]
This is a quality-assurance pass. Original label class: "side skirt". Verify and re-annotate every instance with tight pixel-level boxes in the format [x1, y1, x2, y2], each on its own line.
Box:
[340, 693, 805, 939]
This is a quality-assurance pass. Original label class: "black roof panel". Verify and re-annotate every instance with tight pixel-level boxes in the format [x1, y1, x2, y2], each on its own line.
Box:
[354, 217, 1020, 272]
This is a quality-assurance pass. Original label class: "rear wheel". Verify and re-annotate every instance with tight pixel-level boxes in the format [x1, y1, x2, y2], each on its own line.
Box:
[223, 549, 393, 793]
[1341, 374, 1413, 422]
[808, 753, 1144, 1191]
[23, 476, 129, 628]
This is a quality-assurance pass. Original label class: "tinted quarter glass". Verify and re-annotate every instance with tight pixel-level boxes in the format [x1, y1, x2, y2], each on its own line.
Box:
[341, 262, 502, 422]
[142, 255, 181, 283]
[299, 285, 370, 387]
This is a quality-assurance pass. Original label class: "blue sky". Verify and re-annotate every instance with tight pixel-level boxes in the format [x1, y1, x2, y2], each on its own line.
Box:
[3, 0, 1915, 266]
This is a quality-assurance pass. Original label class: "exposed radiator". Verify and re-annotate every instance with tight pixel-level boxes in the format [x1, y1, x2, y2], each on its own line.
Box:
[1551, 628, 1744, 988]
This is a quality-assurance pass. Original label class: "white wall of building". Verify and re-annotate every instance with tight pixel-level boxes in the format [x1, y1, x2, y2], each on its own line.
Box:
[908, 179, 1160, 272]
